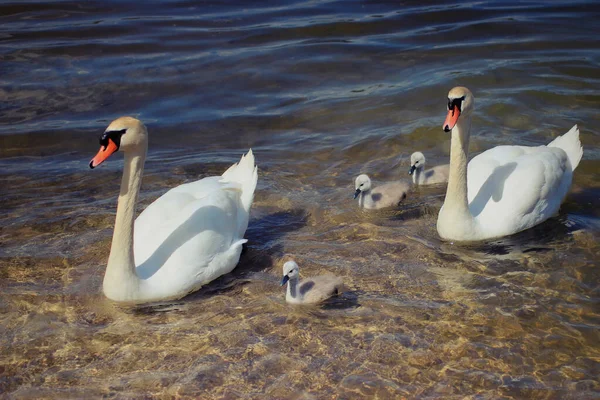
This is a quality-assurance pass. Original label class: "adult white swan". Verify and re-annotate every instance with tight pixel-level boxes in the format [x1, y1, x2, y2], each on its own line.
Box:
[437, 87, 583, 241]
[89, 117, 258, 303]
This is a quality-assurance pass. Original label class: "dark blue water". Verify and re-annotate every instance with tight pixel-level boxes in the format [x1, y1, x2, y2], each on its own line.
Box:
[1, 1, 599, 398]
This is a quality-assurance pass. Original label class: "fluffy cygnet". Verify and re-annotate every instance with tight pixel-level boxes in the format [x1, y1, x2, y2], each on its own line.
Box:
[280, 260, 343, 305]
[408, 151, 449, 185]
[354, 174, 409, 209]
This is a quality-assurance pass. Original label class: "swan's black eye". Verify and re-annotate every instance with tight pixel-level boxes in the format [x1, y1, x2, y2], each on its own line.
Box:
[360, 183, 364, 187]
[415, 161, 419, 164]
[99, 129, 127, 148]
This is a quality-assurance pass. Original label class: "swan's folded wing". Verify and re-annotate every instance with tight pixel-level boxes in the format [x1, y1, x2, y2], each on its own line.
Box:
[468, 146, 570, 232]
[133, 180, 242, 269]
[134, 175, 243, 240]
[135, 191, 197, 230]
[467, 145, 529, 202]
[501, 148, 569, 228]
[467, 155, 500, 202]
[134, 193, 244, 293]
[168, 176, 231, 198]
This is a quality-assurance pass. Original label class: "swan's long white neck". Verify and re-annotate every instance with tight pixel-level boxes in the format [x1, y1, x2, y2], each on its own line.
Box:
[447, 116, 471, 214]
[437, 115, 477, 239]
[103, 145, 146, 302]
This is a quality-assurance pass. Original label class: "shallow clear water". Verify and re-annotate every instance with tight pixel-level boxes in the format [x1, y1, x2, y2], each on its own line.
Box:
[1, 0, 599, 398]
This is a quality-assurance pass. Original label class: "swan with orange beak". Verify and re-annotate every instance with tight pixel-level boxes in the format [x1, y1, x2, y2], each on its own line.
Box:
[88, 116, 258, 303]
[436, 86, 582, 241]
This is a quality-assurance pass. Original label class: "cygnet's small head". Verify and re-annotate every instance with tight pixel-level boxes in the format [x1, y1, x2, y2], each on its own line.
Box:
[443, 87, 474, 132]
[409, 152, 426, 175]
[281, 260, 300, 286]
[90, 117, 148, 169]
[354, 174, 372, 199]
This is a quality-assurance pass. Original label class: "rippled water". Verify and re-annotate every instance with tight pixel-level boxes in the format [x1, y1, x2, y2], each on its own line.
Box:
[1, 0, 599, 398]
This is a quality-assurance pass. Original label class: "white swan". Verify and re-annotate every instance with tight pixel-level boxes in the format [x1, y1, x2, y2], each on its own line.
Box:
[354, 174, 410, 209]
[280, 261, 343, 304]
[408, 151, 450, 185]
[437, 87, 583, 241]
[89, 117, 258, 303]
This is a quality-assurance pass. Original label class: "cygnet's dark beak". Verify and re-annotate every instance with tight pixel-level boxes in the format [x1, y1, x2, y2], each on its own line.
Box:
[408, 165, 416, 175]
[353, 188, 361, 199]
[280, 275, 289, 286]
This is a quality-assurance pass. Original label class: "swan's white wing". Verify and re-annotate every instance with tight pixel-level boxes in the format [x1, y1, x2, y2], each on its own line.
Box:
[467, 145, 527, 198]
[467, 145, 571, 235]
[168, 176, 238, 197]
[134, 176, 224, 228]
[138, 190, 244, 287]
[133, 177, 243, 272]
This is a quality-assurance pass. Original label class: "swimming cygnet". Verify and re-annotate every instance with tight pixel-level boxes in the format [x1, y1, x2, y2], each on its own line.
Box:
[353, 174, 409, 209]
[408, 151, 449, 185]
[280, 260, 343, 305]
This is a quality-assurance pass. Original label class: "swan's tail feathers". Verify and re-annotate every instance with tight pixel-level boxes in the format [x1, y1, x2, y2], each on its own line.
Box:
[548, 124, 583, 171]
[232, 239, 248, 247]
[221, 149, 258, 213]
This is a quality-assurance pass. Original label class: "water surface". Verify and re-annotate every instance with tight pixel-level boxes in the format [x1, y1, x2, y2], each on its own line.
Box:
[1, 0, 599, 398]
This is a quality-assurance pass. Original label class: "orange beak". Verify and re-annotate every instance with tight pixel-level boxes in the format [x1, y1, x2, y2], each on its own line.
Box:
[89, 139, 118, 169]
[443, 105, 460, 132]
